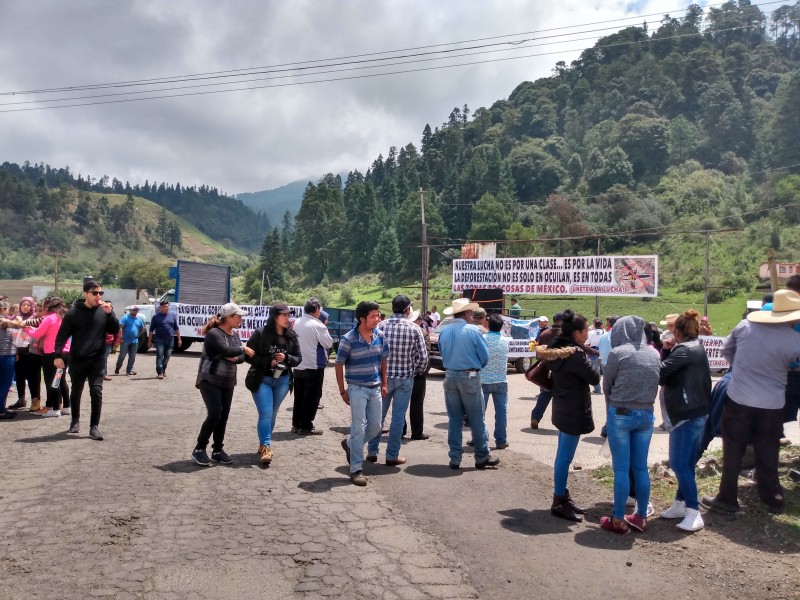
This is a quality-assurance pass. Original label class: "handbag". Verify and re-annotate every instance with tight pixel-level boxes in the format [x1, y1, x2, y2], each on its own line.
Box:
[29, 334, 44, 355]
[525, 359, 552, 390]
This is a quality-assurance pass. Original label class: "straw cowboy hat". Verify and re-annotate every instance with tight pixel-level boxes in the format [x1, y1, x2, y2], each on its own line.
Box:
[747, 289, 800, 324]
[659, 313, 679, 326]
[443, 298, 480, 316]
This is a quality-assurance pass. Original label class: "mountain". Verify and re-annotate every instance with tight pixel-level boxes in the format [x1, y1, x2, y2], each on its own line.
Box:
[237, 179, 310, 218]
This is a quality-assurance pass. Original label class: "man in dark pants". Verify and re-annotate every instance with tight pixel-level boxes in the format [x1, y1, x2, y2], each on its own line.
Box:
[54, 280, 120, 440]
[292, 297, 333, 435]
[702, 290, 800, 514]
[530, 312, 563, 429]
[407, 309, 430, 440]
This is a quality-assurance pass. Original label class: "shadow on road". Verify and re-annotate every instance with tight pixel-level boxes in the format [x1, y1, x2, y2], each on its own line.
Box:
[581, 436, 605, 445]
[523, 427, 558, 436]
[402, 463, 463, 478]
[328, 426, 350, 435]
[573, 525, 636, 550]
[297, 477, 351, 493]
[15, 432, 83, 443]
[498, 508, 580, 536]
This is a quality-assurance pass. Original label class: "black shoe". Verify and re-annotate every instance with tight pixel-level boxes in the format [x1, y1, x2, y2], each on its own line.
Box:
[114, 368, 120, 375]
[0, 412, 17, 420]
[89, 426, 104, 441]
[600, 425, 608, 438]
[449, 462, 460, 470]
[340, 438, 350, 464]
[67, 420, 80, 433]
[700, 495, 739, 514]
[192, 448, 211, 466]
[564, 489, 586, 515]
[410, 433, 430, 440]
[291, 426, 299, 433]
[7, 399, 26, 410]
[551, 495, 583, 522]
[211, 449, 233, 464]
[466, 439, 474, 446]
[298, 428, 323, 436]
[475, 454, 500, 469]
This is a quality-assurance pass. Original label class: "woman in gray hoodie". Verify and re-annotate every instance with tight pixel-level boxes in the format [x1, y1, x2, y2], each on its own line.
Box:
[600, 316, 661, 534]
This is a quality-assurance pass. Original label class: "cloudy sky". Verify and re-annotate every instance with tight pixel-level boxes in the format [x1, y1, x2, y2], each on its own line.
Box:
[0, 0, 699, 196]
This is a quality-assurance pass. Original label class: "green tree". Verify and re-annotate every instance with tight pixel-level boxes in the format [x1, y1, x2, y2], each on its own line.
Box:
[770, 71, 800, 169]
[168, 222, 182, 252]
[258, 227, 286, 288]
[372, 226, 402, 283]
[467, 193, 515, 241]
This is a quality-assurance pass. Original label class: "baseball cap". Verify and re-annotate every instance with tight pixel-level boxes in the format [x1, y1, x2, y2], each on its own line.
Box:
[538, 316, 549, 322]
[270, 303, 291, 318]
[219, 302, 248, 318]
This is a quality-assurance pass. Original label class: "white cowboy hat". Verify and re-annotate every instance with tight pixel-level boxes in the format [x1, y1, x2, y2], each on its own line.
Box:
[659, 313, 679, 326]
[407, 309, 420, 322]
[747, 289, 800, 324]
[443, 298, 480, 316]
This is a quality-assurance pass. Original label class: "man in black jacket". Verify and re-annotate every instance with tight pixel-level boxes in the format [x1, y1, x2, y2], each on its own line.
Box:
[54, 280, 119, 440]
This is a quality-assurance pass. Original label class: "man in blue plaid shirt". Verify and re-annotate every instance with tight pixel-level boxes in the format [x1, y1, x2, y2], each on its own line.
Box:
[367, 294, 428, 466]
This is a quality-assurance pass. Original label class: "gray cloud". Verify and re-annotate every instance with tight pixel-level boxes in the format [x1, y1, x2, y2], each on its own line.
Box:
[0, 0, 683, 194]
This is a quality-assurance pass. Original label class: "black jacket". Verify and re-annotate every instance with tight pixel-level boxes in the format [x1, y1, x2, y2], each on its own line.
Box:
[244, 326, 301, 392]
[659, 339, 711, 423]
[536, 337, 600, 435]
[55, 299, 119, 361]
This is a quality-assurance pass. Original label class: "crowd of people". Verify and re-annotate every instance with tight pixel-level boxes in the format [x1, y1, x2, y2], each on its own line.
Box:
[4, 280, 800, 534]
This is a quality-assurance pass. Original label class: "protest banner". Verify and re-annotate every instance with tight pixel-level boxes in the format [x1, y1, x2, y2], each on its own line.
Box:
[451, 255, 658, 297]
[173, 303, 303, 342]
[699, 336, 729, 371]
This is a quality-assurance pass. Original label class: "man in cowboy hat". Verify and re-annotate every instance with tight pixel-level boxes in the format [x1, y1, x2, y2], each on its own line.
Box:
[702, 290, 800, 515]
[438, 298, 499, 470]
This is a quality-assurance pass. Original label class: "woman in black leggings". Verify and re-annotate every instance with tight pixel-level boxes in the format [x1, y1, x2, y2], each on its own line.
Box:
[191, 303, 254, 466]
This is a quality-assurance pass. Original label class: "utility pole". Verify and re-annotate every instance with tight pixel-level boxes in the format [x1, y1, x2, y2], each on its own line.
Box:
[259, 270, 266, 305]
[703, 230, 710, 317]
[419, 188, 429, 314]
[53, 252, 60, 292]
[767, 248, 779, 292]
[594, 238, 601, 318]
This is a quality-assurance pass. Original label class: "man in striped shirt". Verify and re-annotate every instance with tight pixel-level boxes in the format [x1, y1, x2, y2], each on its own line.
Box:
[367, 295, 428, 466]
[336, 301, 389, 486]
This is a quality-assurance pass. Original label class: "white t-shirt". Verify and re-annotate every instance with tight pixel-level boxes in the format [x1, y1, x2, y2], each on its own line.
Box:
[430, 311, 441, 327]
[587, 328, 604, 349]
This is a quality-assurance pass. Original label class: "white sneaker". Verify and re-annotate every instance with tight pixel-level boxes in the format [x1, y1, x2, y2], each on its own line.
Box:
[626, 496, 636, 507]
[41, 409, 61, 418]
[676, 508, 704, 532]
[61, 407, 71, 415]
[660, 500, 686, 519]
[634, 501, 655, 517]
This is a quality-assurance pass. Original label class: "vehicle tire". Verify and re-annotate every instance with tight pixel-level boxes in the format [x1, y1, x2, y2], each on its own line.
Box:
[515, 356, 531, 373]
[174, 338, 193, 352]
[137, 331, 149, 354]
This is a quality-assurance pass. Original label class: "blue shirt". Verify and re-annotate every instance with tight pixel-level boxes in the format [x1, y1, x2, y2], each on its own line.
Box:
[598, 331, 612, 365]
[149, 311, 179, 343]
[481, 332, 509, 384]
[119, 314, 145, 344]
[438, 319, 488, 371]
[335, 327, 390, 386]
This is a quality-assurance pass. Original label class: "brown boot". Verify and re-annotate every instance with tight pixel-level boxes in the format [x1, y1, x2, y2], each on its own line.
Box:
[28, 397, 42, 412]
[258, 445, 272, 464]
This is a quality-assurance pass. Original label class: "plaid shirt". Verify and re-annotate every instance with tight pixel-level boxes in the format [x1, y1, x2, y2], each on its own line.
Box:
[378, 314, 428, 379]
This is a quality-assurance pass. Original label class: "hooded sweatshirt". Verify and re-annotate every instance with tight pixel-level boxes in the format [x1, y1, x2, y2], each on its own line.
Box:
[55, 299, 119, 361]
[603, 316, 660, 411]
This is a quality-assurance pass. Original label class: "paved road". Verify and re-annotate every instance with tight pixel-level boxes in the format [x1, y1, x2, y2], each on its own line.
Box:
[1, 351, 797, 599]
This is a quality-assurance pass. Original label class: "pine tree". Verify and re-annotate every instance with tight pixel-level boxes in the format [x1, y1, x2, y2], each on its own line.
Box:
[372, 226, 401, 284]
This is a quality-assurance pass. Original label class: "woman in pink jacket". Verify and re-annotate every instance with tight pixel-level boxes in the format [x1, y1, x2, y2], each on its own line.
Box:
[30, 296, 71, 418]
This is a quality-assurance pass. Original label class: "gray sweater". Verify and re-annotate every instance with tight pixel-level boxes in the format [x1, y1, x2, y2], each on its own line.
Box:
[603, 316, 661, 410]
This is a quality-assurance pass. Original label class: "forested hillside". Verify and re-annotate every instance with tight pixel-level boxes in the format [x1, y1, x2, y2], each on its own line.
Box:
[0, 161, 270, 252]
[260, 1, 800, 303]
[0, 169, 247, 289]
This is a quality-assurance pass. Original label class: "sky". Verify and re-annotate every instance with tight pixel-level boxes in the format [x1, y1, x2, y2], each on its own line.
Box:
[0, 0, 702, 196]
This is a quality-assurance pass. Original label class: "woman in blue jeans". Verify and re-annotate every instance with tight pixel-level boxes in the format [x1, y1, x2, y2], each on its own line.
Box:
[658, 309, 711, 532]
[245, 304, 301, 466]
[535, 310, 600, 522]
[601, 316, 660, 534]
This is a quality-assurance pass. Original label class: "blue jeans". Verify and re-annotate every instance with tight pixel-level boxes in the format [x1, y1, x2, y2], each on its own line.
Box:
[251, 375, 290, 446]
[482, 382, 508, 445]
[103, 344, 113, 376]
[115, 341, 138, 373]
[347, 383, 383, 474]
[554, 432, 581, 496]
[531, 388, 552, 422]
[368, 377, 413, 460]
[154, 338, 174, 375]
[444, 371, 489, 465]
[607, 407, 654, 519]
[669, 416, 706, 510]
[0, 355, 16, 413]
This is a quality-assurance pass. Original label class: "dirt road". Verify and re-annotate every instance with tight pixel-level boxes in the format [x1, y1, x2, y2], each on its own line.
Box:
[1, 350, 797, 599]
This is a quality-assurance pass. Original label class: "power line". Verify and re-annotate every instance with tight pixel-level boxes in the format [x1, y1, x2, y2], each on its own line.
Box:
[1, 0, 783, 98]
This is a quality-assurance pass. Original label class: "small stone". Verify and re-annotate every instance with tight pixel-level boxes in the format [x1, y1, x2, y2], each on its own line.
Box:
[626, 562, 632, 567]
